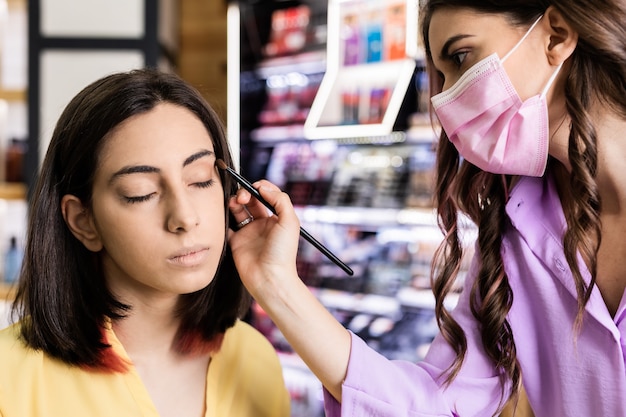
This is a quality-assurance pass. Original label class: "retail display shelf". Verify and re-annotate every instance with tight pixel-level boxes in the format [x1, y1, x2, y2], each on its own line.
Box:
[315, 288, 401, 318]
[250, 124, 306, 143]
[0, 282, 16, 301]
[395, 286, 459, 311]
[0, 182, 26, 200]
[7, 0, 25, 8]
[0, 89, 26, 102]
[405, 124, 440, 143]
[329, 59, 408, 79]
[255, 50, 326, 79]
[314, 287, 460, 317]
[250, 125, 415, 145]
[295, 205, 475, 229]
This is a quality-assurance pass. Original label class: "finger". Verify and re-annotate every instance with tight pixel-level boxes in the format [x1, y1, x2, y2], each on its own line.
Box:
[230, 188, 252, 206]
[253, 180, 299, 225]
[228, 195, 248, 215]
[252, 179, 282, 193]
[228, 195, 254, 225]
[232, 180, 280, 219]
[228, 180, 289, 223]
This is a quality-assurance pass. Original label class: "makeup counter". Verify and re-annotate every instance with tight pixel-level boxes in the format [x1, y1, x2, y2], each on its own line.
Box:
[229, 1, 476, 415]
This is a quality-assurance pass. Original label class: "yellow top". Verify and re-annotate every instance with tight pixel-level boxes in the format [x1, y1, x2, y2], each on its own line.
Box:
[0, 320, 290, 417]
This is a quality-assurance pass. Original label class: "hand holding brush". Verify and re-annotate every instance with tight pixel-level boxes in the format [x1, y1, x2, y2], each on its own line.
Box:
[216, 159, 353, 276]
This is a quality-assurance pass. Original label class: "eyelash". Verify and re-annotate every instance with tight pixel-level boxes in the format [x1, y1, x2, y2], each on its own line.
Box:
[123, 179, 216, 204]
[450, 51, 468, 67]
[194, 179, 215, 189]
[124, 194, 155, 204]
[437, 49, 470, 83]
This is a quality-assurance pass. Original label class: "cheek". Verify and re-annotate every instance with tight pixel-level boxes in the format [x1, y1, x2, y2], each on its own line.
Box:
[204, 201, 227, 242]
[91, 201, 159, 254]
[202, 187, 227, 223]
[505, 53, 546, 101]
[98, 216, 159, 259]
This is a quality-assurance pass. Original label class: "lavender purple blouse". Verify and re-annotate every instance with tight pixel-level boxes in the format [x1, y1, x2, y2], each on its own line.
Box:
[324, 175, 626, 416]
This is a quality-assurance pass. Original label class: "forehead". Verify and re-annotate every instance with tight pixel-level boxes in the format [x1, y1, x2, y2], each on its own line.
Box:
[428, 8, 511, 54]
[98, 103, 215, 169]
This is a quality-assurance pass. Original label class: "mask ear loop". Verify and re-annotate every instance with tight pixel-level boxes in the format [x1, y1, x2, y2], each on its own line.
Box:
[540, 62, 563, 97]
[501, 15, 544, 63]
[500, 13, 562, 97]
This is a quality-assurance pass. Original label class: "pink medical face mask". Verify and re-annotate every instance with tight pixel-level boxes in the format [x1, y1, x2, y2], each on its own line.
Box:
[431, 16, 561, 177]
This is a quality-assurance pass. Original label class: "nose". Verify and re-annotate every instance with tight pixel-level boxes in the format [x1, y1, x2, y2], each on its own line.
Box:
[166, 189, 200, 233]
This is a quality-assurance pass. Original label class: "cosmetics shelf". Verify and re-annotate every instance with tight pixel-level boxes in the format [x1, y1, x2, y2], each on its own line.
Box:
[0, 0, 28, 198]
[254, 50, 327, 79]
[256, 286, 462, 366]
[0, 282, 16, 301]
[0, 89, 26, 102]
[295, 206, 475, 230]
[249, 125, 437, 145]
[250, 124, 307, 143]
[0, 182, 26, 200]
[314, 287, 459, 317]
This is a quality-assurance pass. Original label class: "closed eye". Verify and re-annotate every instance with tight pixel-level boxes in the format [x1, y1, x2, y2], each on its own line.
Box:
[193, 179, 215, 189]
[122, 179, 215, 204]
[124, 192, 156, 204]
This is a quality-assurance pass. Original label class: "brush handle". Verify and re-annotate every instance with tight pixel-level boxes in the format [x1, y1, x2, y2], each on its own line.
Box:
[225, 166, 277, 215]
[225, 166, 354, 276]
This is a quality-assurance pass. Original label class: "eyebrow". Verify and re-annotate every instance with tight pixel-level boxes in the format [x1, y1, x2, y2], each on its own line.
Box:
[184, 149, 215, 167]
[109, 149, 216, 184]
[438, 34, 474, 61]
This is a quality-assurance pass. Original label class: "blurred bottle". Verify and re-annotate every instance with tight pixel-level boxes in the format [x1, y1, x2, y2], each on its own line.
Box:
[5, 138, 26, 183]
[4, 236, 23, 283]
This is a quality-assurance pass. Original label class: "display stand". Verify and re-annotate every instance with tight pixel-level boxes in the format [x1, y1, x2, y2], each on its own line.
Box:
[304, 0, 420, 139]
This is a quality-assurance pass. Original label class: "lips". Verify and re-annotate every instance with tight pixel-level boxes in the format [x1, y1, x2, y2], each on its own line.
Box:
[168, 246, 210, 266]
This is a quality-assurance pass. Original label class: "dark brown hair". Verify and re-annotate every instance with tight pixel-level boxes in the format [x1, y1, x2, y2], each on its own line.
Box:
[420, 0, 626, 411]
[12, 68, 250, 370]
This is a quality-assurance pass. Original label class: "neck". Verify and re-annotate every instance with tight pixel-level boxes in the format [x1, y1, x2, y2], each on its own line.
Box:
[547, 91, 570, 171]
[111, 296, 182, 358]
[595, 110, 626, 215]
[548, 98, 626, 214]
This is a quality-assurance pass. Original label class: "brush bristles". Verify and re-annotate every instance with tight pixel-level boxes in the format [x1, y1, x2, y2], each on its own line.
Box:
[215, 159, 228, 171]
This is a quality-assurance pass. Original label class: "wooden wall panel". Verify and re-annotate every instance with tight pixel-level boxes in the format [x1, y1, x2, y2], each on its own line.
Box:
[178, 0, 229, 122]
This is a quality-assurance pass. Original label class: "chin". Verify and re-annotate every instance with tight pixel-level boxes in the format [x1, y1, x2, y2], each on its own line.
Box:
[178, 273, 216, 295]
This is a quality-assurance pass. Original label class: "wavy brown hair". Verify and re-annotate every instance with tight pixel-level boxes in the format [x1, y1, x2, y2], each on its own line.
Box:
[421, 0, 626, 412]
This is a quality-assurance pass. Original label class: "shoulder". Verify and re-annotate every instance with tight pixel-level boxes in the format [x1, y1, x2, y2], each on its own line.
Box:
[0, 322, 46, 385]
[217, 320, 285, 377]
[0, 322, 29, 356]
[0, 322, 50, 365]
[0, 322, 73, 376]
[216, 320, 286, 386]
[211, 321, 290, 416]
[222, 320, 278, 357]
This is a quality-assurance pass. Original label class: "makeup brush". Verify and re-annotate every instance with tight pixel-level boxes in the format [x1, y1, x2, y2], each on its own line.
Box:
[216, 159, 354, 276]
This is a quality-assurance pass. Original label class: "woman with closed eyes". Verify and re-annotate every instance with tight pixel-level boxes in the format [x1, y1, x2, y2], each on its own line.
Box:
[0, 68, 290, 417]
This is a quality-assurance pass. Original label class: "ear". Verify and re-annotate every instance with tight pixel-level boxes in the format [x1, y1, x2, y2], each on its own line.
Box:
[61, 194, 103, 252]
[543, 6, 578, 66]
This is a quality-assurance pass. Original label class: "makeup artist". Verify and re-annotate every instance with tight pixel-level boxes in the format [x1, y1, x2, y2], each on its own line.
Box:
[228, 0, 626, 416]
[0, 69, 290, 417]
